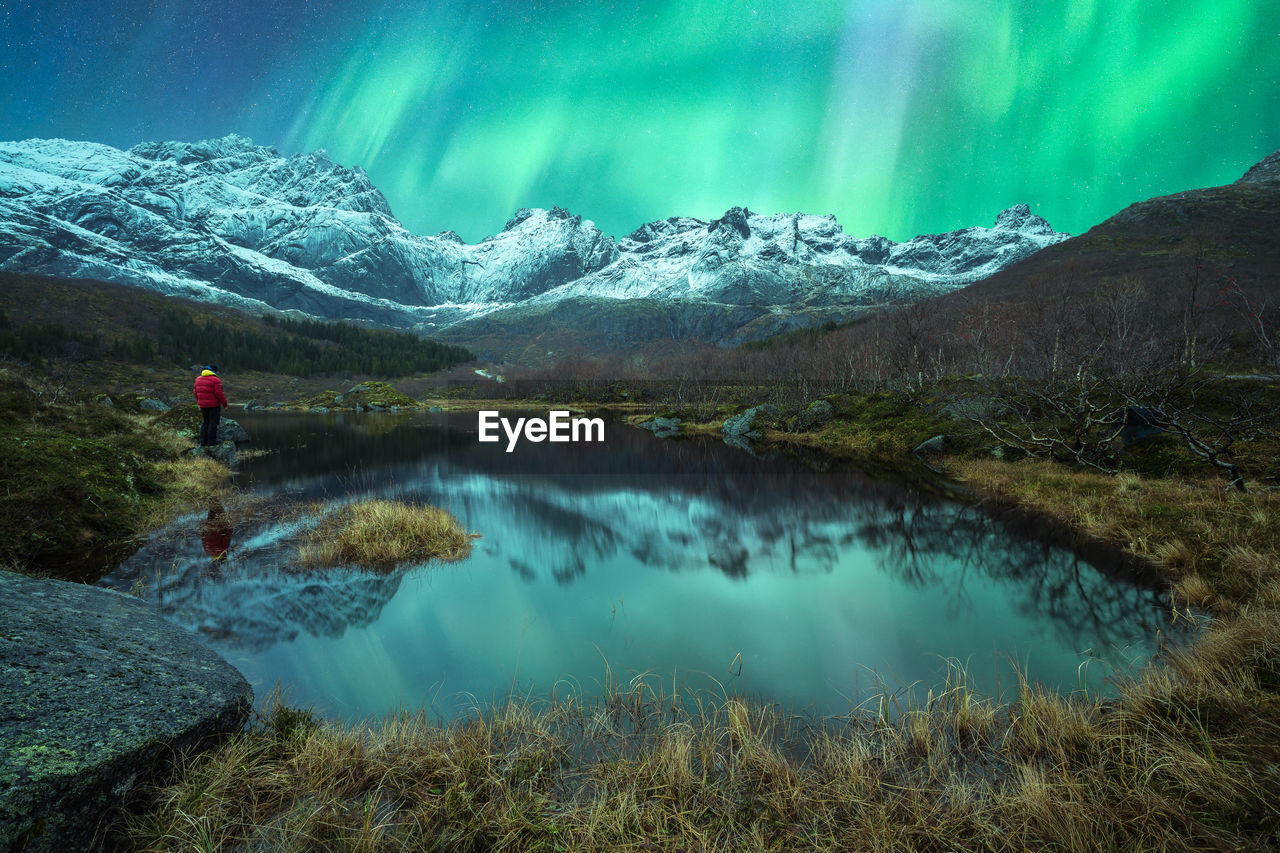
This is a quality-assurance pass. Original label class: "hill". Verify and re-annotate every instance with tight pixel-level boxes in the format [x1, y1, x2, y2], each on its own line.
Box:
[0, 271, 474, 394]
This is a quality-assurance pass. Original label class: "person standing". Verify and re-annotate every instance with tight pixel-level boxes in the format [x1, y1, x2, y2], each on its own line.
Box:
[193, 364, 229, 446]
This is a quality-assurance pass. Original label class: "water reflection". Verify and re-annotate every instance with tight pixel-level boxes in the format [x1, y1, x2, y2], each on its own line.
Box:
[201, 501, 233, 561]
[99, 411, 1181, 721]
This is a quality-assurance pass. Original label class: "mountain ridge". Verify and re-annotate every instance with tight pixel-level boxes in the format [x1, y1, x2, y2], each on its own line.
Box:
[0, 134, 1068, 352]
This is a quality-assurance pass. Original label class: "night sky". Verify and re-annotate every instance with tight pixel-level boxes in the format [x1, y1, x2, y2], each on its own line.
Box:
[3, 0, 1278, 242]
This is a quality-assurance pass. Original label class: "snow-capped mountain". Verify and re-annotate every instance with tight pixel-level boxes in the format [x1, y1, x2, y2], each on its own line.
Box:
[0, 134, 1068, 348]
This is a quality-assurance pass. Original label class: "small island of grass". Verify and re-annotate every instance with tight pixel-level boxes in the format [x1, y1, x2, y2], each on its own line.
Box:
[296, 499, 474, 570]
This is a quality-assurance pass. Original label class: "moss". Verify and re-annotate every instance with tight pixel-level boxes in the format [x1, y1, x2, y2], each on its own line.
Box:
[0, 426, 151, 570]
[289, 382, 421, 411]
[0, 388, 225, 580]
[151, 402, 202, 435]
[804, 391, 974, 458]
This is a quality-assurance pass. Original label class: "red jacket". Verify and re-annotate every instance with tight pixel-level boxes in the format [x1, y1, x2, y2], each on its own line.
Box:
[194, 371, 228, 408]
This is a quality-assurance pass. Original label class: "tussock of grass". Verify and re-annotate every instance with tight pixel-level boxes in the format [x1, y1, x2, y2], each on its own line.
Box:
[296, 499, 473, 569]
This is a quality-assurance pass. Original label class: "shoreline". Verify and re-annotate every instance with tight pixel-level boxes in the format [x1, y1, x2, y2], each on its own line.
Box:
[5, 379, 1277, 850]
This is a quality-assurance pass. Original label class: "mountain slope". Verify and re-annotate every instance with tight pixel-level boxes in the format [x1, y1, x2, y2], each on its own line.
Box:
[955, 151, 1280, 305]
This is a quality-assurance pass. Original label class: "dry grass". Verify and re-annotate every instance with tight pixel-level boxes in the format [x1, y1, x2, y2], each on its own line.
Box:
[117, 634, 1280, 852]
[296, 499, 474, 570]
[948, 457, 1280, 610]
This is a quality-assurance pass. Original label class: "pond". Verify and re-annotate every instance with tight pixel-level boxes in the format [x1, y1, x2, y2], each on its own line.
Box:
[99, 410, 1182, 722]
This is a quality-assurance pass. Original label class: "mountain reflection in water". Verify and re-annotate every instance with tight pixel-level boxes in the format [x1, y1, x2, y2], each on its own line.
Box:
[99, 410, 1181, 721]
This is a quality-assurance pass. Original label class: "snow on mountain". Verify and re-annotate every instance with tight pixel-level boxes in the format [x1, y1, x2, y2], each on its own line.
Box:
[0, 135, 1069, 346]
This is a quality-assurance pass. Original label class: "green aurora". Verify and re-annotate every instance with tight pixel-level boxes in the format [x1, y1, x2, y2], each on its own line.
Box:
[266, 0, 1280, 241]
[6, 0, 1280, 242]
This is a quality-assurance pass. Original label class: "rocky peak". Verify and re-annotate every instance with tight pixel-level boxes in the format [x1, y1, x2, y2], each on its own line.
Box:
[625, 216, 707, 244]
[994, 203, 1055, 235]
[708, 206, 752, 239]
[129, 133, 276, 165]
[502, 206, 588, 234]
[1236, 150, 1280, 185]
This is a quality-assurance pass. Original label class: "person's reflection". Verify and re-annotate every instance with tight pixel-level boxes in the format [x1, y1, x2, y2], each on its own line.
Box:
[201, 501, 233, 565]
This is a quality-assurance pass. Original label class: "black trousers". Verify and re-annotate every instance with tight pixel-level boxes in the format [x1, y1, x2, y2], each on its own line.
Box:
[200, 406, 222, 446]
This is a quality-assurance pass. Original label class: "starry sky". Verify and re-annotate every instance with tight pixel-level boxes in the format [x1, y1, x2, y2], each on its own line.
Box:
[3, 0, 1278, 242]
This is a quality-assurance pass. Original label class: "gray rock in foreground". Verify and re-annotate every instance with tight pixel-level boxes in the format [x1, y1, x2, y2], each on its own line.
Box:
[0, 571, 252, 852]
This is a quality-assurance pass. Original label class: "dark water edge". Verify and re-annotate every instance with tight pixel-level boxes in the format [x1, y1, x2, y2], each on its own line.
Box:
[97, 409, 1189, 721]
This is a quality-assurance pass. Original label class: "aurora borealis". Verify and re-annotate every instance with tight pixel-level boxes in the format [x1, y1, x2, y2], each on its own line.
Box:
[3, 0, 1278, 242]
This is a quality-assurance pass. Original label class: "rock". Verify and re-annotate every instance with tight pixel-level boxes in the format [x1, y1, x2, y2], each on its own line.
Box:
[215, 417, 249, 444]
[795, 399, 834, 431]
[348, 384, 371, 393]
[98, 396, 114, 408]
[309, 406, 329, 414]
[722, 405, 780, 440]
[333, 394, 345, 404]
[368, 404, 386, 412]
[0, 572, 252, 852]
[914, 434, 946, 455]
[139, 398, 170, 412]
[639, 416, 682, 438]
[428, 406, 444, 413]
[189, 442, 238, 467]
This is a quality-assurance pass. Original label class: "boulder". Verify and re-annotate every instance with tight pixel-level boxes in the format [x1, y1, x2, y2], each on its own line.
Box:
[189, 441, 238, 467]
[0, 571, 252, 852]
[795, 399, 834, 431]
[914, 434, 946, 455]
[639, 416, 682, 438]
[722, 404, 781, 440]
[309, 406, 329, 414]
[216, 417, 249, 444]
[138, 398, 169, 412]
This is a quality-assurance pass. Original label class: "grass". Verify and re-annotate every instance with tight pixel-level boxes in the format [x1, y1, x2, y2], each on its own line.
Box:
[948, 457, 1280, 610]
[296, 499, 475, 570]
[117, 633, 1280, 852]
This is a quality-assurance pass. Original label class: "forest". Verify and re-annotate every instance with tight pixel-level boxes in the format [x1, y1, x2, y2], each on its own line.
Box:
[0, 305, 473, 378]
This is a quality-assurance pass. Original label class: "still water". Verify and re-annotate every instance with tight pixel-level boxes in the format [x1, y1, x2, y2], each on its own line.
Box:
[100, 410, 1179, 721]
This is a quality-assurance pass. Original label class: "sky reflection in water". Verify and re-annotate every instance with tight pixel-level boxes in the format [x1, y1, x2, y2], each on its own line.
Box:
[100, 410, 1180, 721]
